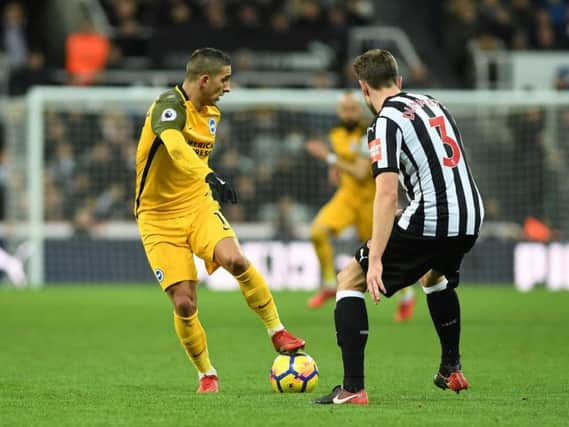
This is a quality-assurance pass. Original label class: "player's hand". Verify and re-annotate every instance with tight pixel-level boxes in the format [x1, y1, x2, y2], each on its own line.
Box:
[205, 172, 238, 204]
[305, 139, 329, 161]
[366, 258, 386, 304]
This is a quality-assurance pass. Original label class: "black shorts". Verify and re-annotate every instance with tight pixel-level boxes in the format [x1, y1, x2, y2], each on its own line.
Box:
[355, 226, 477, 298]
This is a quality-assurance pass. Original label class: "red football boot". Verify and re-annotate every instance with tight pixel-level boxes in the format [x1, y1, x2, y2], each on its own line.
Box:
[197, 375, 219, 393]
[272, 329, 305, 353]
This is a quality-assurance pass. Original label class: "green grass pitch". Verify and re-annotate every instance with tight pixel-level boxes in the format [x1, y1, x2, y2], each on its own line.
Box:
[1, 285, 568, 426]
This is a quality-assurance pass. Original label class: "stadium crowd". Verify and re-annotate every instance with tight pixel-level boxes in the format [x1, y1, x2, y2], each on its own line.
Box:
[1, 0, 569, 240]
[2, 0, 569, 92]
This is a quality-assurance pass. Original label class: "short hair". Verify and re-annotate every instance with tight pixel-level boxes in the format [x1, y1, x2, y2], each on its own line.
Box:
[352, 49, 399, 89]
[185, 48, 231, 80]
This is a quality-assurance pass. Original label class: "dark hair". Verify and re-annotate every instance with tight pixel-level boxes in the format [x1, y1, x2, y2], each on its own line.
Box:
[352, 49, 399, 89]
[185, 48, 231, 80]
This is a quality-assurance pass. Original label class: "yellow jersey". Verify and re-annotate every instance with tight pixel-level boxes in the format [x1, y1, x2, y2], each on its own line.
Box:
[134, 85, 220, 218]
[329, 124, 375, 200]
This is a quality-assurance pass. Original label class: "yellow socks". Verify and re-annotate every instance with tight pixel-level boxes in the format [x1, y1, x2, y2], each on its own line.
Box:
[235, 264, 283, 334]
[311, 227, 336, 287]
[174, 311, 215, 376]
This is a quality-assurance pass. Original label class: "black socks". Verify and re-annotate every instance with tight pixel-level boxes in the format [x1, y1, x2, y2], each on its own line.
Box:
[335, 296, 368, 392]
[426, 287, 461, 366]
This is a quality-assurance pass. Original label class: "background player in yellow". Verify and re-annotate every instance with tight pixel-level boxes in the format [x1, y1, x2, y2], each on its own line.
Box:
[305, 92, 415, 321]
[134, 48, 305, 394]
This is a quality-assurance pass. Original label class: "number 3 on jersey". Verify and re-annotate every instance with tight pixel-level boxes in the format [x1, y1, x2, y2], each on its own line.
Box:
[429, 116, 461, 168]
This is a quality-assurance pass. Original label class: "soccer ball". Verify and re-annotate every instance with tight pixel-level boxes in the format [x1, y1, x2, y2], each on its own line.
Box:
[269, 352, 319, 393]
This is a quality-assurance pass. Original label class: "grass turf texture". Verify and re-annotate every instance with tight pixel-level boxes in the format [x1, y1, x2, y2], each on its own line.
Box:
[1, 285, 568, 427]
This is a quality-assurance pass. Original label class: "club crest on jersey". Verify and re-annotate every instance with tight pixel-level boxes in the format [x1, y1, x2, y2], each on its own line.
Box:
[208, 118, 217, 135]
[161, 108, 177, 122]
[154, 268, 164, 282]
[369, 138, 382, 162]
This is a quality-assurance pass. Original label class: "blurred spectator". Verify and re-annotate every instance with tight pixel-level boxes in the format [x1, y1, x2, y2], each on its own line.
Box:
[531, 9, 559, 50]
[161, 0, 194, 28]
[47, 141, 75, 193]
[8, 50, 51, 95]
[510, 0, 534, 49]
[327, 4, 348, 30]
[444, 0, 478, 87]
[272, 196, 298, 241]
[2, 1, 28, 70]
[65, 17, 110, 85]
[94, 183, 129, 220]
[104, 0, 145, 37]
[269, 10, 290, 34]
[72, 205, 95, 238]
[84, 143, 119, 195]
[2, 1, 53, 94]
[204, 0, 229, 31]
[346, 0, 374, 25]
[234, 3, 262, 33]
[544, 0, 568, 42]
[294, 0, 326, 30]
[44, 174, 65, 220]
[478, 0, 513, 46]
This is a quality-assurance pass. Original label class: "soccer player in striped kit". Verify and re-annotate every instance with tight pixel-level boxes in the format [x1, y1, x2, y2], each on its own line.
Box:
[305, 92, 416, 321]
[315, 49, 484, 405]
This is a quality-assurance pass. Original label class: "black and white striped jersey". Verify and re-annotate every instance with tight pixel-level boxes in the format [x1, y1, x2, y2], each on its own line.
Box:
[368, 92, 484, 238]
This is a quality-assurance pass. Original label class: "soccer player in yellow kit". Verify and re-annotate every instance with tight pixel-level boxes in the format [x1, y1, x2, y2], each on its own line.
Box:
[306, 93, 415, 321]
[134, 48, 305, 393]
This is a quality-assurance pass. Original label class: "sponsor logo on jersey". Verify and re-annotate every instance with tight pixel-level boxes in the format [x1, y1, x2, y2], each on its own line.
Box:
[208, 118, 216, 135]
[154, 268, 164, 282]
[161, 108, 177, 122]
[368, 138, 382, 162]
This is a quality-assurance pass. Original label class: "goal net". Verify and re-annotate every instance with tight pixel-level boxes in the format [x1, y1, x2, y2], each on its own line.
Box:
[4, 88, 569, 288]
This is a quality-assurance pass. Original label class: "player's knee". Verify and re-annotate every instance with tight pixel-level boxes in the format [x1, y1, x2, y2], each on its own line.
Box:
[336, 269, 348, 289]
[220, 253, 249, 276]
[173, 294, 197, 317]
[420, 270, 443, 287]
[167, 282, 198, 317]
[337, 269, 365, 293]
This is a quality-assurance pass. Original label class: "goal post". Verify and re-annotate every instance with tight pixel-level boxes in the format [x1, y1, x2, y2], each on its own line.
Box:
[26, 88, 44, 287]
[8, 87, 569, 288]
